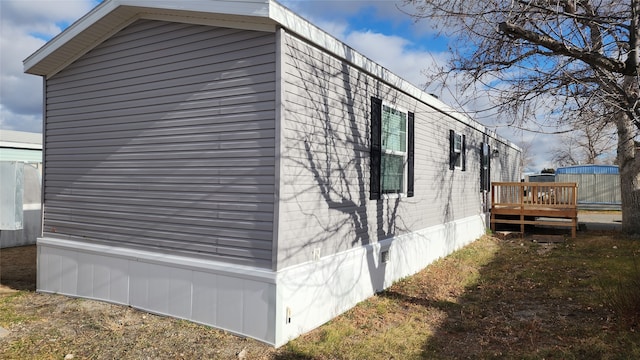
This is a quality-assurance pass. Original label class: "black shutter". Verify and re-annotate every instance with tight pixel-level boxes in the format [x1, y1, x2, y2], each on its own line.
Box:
[407, 112, 415, 197]
[480, 143, 489, 192]
[461, 134, 467, 172]
[370, 97, 382, 200]
[449, 130, 455, 170]
[487, 144, 491, 191]
[480, 143, 492, 191]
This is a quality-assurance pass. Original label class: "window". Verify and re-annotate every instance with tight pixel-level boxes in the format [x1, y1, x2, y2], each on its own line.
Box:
[453, 133, 463, 167]
[449, 130, 466, 171]
[480, 142, 491, 191]
[370, 97, 414, 199]
[381, 105, 407, 193]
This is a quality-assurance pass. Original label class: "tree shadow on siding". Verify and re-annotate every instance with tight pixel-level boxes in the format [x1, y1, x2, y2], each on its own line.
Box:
[279, 40, 405, 298]
[40, 21, 279, 269]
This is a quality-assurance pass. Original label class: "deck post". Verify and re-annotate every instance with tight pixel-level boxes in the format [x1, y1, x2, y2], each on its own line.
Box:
[490, 185, 496, 233]
[520, 185, 525, 234]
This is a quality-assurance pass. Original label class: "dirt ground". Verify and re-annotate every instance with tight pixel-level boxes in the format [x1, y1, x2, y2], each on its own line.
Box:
[0, 245, 276, 359]
[0, 245, 36, 294]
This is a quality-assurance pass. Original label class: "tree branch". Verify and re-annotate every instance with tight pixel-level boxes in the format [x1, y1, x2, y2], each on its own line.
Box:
[498, 21, 630, 75]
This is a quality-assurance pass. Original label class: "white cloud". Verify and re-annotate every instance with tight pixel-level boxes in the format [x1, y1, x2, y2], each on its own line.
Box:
[1, 0, 96, 30]
[313, 18, 351, 41]
[0, 105, 43, 133]
[280, 0, 441, 38]
[0, 0, 97, 132]
[343, 31, 442, 87]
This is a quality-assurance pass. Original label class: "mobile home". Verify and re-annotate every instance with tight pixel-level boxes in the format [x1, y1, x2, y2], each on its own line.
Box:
[24, 0, 521, 346]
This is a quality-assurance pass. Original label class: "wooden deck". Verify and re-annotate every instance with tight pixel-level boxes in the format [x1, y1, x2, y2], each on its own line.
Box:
[491, 182, 578, 238]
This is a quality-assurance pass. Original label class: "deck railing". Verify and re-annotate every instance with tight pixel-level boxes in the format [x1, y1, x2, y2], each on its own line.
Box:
[492, 182, 578, 208]
[491, 182, 578, 237]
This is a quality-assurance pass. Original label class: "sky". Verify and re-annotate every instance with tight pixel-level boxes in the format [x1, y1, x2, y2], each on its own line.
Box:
[0, 0, 557, 172]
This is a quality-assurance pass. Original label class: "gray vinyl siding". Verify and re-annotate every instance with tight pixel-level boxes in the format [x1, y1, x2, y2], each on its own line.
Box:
[492, 140, 522, 184]
[277, 32, 519, 269]
[43, 20, 277, 268]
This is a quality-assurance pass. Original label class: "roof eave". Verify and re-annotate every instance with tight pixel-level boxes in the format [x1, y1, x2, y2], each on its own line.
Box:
[24, 0, 121, 76]
[23, 0, 274, 77]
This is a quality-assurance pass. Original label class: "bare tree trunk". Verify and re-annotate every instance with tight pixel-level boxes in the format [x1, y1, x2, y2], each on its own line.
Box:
[618, 162, 640, 235]
[621, 1, 640, 234]
[616, 106, 640, 234]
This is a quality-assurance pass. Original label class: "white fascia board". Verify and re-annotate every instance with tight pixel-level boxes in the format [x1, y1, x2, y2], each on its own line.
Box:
[268, 2, 520, 152]
[485, 127, 522, 152]
[122, 0, 270, 16]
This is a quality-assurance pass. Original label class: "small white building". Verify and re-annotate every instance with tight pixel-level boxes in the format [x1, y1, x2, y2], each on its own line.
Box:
[0, 130, 42, 248]
[0, 130, 43, 166]
[24, 0, 521, 346]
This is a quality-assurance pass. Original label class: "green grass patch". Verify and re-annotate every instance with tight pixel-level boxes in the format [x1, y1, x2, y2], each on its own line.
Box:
[0, 292, 34, 327]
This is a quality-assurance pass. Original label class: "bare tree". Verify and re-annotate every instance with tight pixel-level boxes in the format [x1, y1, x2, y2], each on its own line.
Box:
[551, 116, 617, 167]
[517, 139, 535, 173]
[405, 0, 640, 233]
[552, 141, 580, 168]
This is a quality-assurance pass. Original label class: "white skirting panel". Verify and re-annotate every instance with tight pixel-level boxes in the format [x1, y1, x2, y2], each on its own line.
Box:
[37, 214, 484, 347]
[273, 214, 484, 347]
[37, 238, 278, 345]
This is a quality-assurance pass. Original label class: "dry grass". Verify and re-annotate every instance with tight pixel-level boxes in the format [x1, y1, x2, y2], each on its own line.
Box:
[279, 232, 640, 359]
[602, 255, 640, 329]
[2, 231, 640, 359]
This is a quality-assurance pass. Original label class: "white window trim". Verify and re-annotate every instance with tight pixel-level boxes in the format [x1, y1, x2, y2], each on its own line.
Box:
[381, 102, 408, 198]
